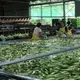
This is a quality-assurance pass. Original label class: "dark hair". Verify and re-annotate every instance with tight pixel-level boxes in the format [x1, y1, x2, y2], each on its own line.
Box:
[68, 26, 72, 30]
[37, 22, 41, 27]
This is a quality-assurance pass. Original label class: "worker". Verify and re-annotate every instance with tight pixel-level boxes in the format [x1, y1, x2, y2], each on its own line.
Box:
[67, 26, 73, 37]
[56, 22, 66, 37]
[59, 22, 66, 33]
[67, 19, 71, 27]
[31, 22, 42, 40]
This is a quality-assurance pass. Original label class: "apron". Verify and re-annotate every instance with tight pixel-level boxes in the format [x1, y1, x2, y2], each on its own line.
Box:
[31, 34, 41, 40]
[59, 27, 66, 33]
[67, 30, 72, 37]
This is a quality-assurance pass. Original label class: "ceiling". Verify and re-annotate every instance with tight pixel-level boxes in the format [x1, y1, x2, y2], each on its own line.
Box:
[1, 0, 36, 3]
[0, 0, 75, 4]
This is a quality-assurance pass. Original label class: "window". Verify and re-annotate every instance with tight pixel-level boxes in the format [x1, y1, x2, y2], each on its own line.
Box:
[65, 1, 75, 17]
[30, 6, 41, 17]
[30, 1, 75, 21]
[42, 5, 51, 16]
[52, 3, 63, 16]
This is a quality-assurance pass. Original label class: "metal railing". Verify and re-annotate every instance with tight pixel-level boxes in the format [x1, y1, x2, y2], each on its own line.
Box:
[0, 70, 39, 80]
[0, 45, 80, 67]
[0, 43, 80, 80]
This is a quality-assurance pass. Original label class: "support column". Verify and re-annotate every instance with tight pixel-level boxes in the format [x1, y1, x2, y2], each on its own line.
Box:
[63, 0, 66, 26]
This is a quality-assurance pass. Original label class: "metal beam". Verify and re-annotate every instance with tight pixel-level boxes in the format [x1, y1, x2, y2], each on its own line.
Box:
[30, 0, 71, 6]
[0, 70, 40, 80]
[63, 0, 66, 26]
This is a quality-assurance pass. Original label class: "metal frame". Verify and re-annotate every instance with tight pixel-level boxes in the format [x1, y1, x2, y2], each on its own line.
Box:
[29, 0, 71, 6]
[0, 70, 40, 80]
[29, 1, 75, 25]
